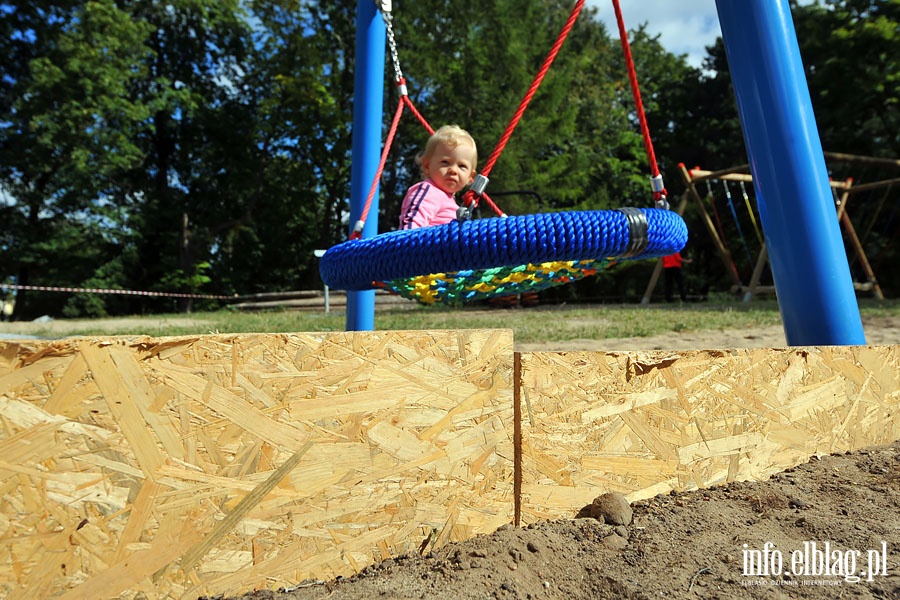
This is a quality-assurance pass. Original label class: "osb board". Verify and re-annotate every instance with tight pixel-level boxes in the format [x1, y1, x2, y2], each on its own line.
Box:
[3, 332, 899, 600]
[0, 330, 515, 599]
[518, 346, 900, 522]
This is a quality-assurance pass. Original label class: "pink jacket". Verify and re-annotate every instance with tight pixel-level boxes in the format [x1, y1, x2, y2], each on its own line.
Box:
[398, 179, 458, 229]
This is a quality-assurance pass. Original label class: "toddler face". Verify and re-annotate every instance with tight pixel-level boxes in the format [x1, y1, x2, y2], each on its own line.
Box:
[423, 141, 476, 194]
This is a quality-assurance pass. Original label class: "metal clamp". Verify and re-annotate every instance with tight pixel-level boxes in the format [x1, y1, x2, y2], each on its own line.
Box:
[470, 174, 489, 196]
[616, 207, 649, 258]
[651, 174, 669, 209]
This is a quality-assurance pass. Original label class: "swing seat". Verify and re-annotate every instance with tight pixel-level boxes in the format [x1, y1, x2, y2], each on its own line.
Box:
[320, 207, 687, 304]
[330, 1, 680, 305]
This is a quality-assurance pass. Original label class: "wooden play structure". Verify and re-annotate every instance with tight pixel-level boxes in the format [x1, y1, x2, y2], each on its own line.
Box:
[1, 330, 898, 598]
[643, 153, 897, 303]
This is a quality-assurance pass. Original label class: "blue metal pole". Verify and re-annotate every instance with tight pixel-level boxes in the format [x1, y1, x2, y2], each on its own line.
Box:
[346, 0, 385, 331]
[715, 0, 866, 345]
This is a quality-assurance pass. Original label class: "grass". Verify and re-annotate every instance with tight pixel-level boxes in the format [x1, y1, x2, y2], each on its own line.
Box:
[5, 297, 898, 344]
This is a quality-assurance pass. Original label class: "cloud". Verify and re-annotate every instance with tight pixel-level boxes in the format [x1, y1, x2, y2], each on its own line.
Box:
[589, 0, 721, 68]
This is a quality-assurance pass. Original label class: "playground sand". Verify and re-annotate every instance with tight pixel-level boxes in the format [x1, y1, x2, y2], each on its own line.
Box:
[205, 317, 900, 600]
[211, 440, 900, 599]
[517, 314, 900, 351]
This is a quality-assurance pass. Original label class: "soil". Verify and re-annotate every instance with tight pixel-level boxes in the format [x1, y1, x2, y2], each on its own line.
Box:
[5, 314, 900, 600]
[206, 442, 900, 600]
[515, 315, 900, 352]
[0, 316, 209, 338]
[201, 317, 900, 600]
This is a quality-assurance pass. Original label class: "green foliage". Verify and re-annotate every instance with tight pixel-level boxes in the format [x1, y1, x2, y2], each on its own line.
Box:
[385, 0, 641, 218]
[790, 0, 900, 296]
[61, 252, 134, 318]
[794, 0, 900, 156]
[159, 261, 212, 295]
[63, 289, 110, 319]
[1, 0, 899, 318]
[0, 0, 151, 316]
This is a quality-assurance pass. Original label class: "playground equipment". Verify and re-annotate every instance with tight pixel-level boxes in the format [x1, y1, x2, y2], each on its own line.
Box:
[337, 0, 866, 346]
[321, 0, 686, 312]
[642, 156, 890, 303]
[716, 1, 866, 345]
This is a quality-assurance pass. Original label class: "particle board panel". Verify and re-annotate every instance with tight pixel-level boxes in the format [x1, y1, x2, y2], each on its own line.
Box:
[2, 332, 899, 599]
[0, 330, 515, 599]
[517, 346, 900, 523]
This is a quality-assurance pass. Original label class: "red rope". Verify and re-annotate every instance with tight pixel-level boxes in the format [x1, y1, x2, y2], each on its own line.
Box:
[612, 0, 668, 203]
[463, 0, 586, 216]
[402, 95, 434, 135]
[479, 191, 503, 217]
[352, 79, 434, 239]
[480, 0, 585, 180]
[361, 1, 592, 230]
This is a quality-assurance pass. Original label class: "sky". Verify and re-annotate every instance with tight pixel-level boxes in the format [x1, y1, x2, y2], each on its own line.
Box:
[589, 0, 723, 69]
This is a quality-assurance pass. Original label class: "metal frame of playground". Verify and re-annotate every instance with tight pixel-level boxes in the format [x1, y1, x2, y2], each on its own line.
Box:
[344, 0, 867, 347]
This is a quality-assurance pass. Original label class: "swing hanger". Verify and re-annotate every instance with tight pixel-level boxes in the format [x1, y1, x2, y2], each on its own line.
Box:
[375, 0, 406, 95]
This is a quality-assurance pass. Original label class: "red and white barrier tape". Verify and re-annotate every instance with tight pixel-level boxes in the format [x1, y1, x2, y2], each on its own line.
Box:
[1, 283, 231, 300]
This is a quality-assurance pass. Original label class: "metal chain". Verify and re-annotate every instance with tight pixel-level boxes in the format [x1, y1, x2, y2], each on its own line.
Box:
[375, 2, 404, 85]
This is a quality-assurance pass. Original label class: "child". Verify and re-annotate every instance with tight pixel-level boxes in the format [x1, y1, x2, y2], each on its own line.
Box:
[398, 125, 477, 229]
[662, 251, 692, 302]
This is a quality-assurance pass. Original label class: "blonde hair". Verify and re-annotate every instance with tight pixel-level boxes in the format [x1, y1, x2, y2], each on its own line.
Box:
[418, 124, 477, 176]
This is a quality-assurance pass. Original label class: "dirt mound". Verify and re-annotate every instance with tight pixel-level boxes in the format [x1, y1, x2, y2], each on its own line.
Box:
[213, 442, 900, 600]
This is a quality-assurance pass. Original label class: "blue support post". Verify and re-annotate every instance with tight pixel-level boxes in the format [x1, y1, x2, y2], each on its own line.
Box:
[346, 0, 386, 331]
[715, 0, 866, 345]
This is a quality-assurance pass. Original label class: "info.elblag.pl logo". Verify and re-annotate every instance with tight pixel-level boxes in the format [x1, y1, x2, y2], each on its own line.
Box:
[742, 541, 889, 584]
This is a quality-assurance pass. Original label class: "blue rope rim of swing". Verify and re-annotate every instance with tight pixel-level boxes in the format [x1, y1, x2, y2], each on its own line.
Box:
[319, 208, 688, 299]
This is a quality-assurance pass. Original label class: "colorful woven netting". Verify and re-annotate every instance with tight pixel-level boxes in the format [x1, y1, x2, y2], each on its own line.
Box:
[376, 258, 612, 304]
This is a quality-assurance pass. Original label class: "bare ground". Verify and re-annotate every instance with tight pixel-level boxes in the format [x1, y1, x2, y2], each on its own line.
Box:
[516, 315, 900, 352]
[198, 317, 900, 600]
[210, 442, 900, 600]
[0, 316, 210, 338]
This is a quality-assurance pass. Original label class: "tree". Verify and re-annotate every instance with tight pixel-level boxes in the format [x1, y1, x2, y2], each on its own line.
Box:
[792, 0, 900, 157]
[113, 0, 253, 312]
[212, 0, 359, 294]
[792, 0, 900, 296]
[0, 0, 150, 318]
[4, 0, 893, 313]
